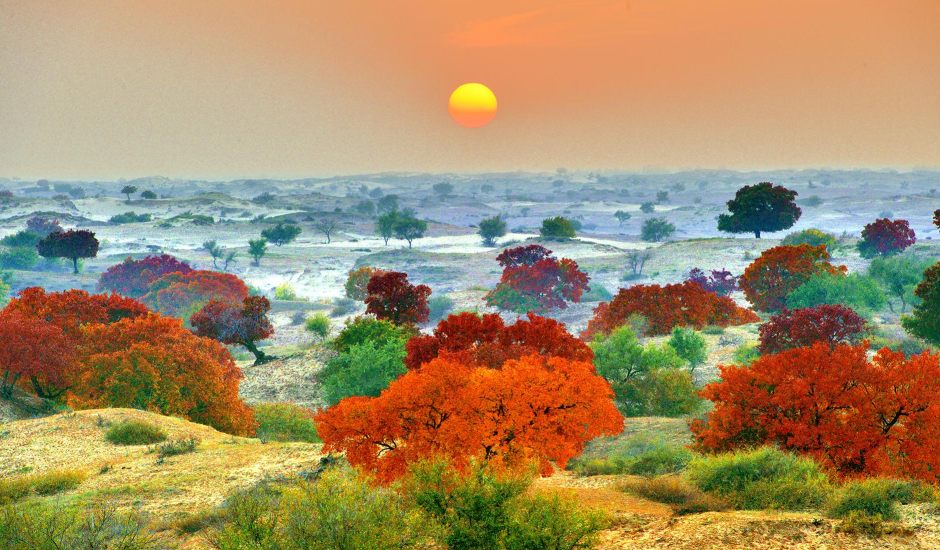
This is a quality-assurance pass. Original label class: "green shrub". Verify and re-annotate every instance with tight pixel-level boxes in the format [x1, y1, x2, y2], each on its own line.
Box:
[581, 283, 614, 303]
[667, 327, 707, 372]
[786, 272, 886, 314]
[0, 247, 39, 270]
[732, 343, 760, 365]
[253, 403, 320, 443]
[321, 338, 408, 406]
[781, 229, 838, 250]
[409, 461, 604, 550]
[428, 295, 455, 321]
[105, 420, 167, 445]
[109, 211, 152, 224]
[0, 230, 41, 248]
[156, 437, 200, 459]
[619, 476, 727, 515]
[539, 217, 577, 240]
[274, 282, 300, 301]
[701, 325, 726, 335]
[304, 312, 331, 341]
[568, 434, 693, 478]
[687, 447, 831, 511]
[0, 502, 159, 549]
[0, 470, 86, 504]
[209, 468, 432, 550]
[827, 479, 900, 522]
[331, 296, 358, 317]
[332, 317, 416, 354]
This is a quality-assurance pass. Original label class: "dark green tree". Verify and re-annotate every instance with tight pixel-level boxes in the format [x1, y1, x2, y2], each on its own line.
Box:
[375, 211, 398, 245]
[120, 185, 138, 202]
[717, 182, 801, 238]
[902, 262, 940, 345]
[614, 210, 631, 226]
[248, 238, 267, 266]
[478, 215, 507, 246]
[261, 223, 302, 246]
[393, 215, 427, 248]
[36, 229, 99, 274]
[539, 217, 576, 240]
[641, 217, 675, 242]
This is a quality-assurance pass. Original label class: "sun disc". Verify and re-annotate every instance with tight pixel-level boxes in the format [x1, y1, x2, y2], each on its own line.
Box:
[449, 83, 497, 128]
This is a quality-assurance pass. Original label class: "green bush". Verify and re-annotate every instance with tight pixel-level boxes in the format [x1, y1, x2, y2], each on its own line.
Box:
[687, 447, 831, 511]
[0, 470, 87, 504]
[332, 317, 416, 354]
[539, 217, 577, 240]
[331, 296, 358, 317]
[156, 437, 200, 459]
[104, 420, 167, 445]
[568, 434, 693, 478]
[0, 230, 41, 248]
[619, 476, 727, 515]
[409, 461, 604, 550]
[274, 282, 299, 301]
[732, 343, 760, 365]
[827, 479, 901, 522]
[0, 247, 39, 270]
[428, 295, 455, 321]
[786, 272, 886, 314]
[253, 403, 320, 443]
[321, 338, 408, 406]
[209, 468, 432, 550]
[641, 217, 676, 242]
[667, 327, 707, 372]
[581, 283, 614, 303]
[304, 312, 332, 341]
[781, 229, 838, 250]
[109, 211, 152, 224]
[0, 502, 159, 550]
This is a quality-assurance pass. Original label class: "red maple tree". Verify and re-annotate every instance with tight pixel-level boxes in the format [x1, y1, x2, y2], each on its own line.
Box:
[857, 218, 916, 258]
[692, 343, 940, 481]
[404, 312, 593, 371]
[98, 255, 194, 298]
[757, 305, 868, 356]
[5, 287, 149, 340]
[0, 312, 75, 398]
[191, 296, 275, 364]
[72, 314, 256, 435]
[364, 271, 431, 325]
[582, 281, 759, 339]
[484, 245, 590, 313]
[738, 244, 845, 312]
[142, 270, 249, 321]
[315, 353, 623, 482]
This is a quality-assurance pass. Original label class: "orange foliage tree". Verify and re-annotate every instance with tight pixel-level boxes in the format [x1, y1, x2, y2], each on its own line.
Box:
[344, 266, 388, 301]
[316, 353, 623, 482]
[4, 287, 149, 340]
[141, 270, 249, 321]
[404, 312, 592, 371]
[0, 312, 74, 398]
[738, 244, 845, 312]
[692, 343, 940, 481]
[582, 281, 759, 339]
[72, 314, 256, 435]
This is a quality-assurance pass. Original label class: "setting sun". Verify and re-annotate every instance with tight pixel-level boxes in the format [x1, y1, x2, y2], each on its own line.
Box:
[448, 83, 497, 128]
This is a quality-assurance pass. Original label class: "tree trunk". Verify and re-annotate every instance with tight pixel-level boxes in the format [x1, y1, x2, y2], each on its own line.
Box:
[754, 230, 761, 239]
[31, 377, 65, 400]
[72, 257, 79, 274]
[244, 340, 268, 365]
[2, 371, 21, 397]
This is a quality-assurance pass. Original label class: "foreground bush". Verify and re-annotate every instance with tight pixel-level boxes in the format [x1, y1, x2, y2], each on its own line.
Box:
[0, 470, 86, 504]
[253, 403, 320, 443]
[0, 502, 161, 549]
[105, 420, 168, 445]
[826, 479, 906, 522]
[209, 468, 432, 550]
[409, 461, 606, 550]
[686, 447, 830, 511]
[692, 344, 940, 481]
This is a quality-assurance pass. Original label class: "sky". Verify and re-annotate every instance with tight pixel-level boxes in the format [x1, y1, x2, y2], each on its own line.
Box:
[1, 0, 938, 180]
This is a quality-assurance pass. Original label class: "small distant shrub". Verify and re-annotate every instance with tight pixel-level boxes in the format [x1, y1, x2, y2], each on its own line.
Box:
[687, 447, 830, 511]
[156, 436, 200, 459]
[109, 211, 152, 224]
[331, 296, 358, 317]
[581, 283, 614, 303]
[732, 343, 760, 365]
[781, 228, 838, 251]
[799, 195, 823, 207]
[539, 216, 577, 240]
[274, 282, 299, 301]
[619, 476, 727, 515]
[105, 420, 167, 445]
[305, 312, 331, 340]
[701, 325, 726, 335]
[253, 403, 320, 443]
[427, 295, 455, 321]
[0, 470, 86, 503]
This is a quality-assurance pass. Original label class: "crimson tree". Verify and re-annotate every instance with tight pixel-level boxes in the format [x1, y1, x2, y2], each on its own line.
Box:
[191, 296, 275, 364]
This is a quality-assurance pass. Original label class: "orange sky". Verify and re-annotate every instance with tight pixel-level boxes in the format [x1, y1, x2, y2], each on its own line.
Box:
[1, 0, 938, 179]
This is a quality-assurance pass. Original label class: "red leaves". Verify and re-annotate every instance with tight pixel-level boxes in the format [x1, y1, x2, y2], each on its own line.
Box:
[315, 353, 623, 482]
[858, 218, 916, 258]
[191, 296, 274, 364]
[365, 271, 431, 326]
[142, 270, 249, 320]
[757, 305, 868, 355]
[582, 281, 759, 339]
[404, 312, 593, 371]
[485, 245, 590, 313]
[0, 312, 74, 398]
[73, 314, 256, 436]
[692, 343, 940, 481]
[5, 287, 149, 339]
[98, 255, 193, 298]
[739, 244, 845, 312]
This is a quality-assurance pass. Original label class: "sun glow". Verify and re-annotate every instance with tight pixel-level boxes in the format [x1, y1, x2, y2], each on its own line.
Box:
[448, 83, 497, 128]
